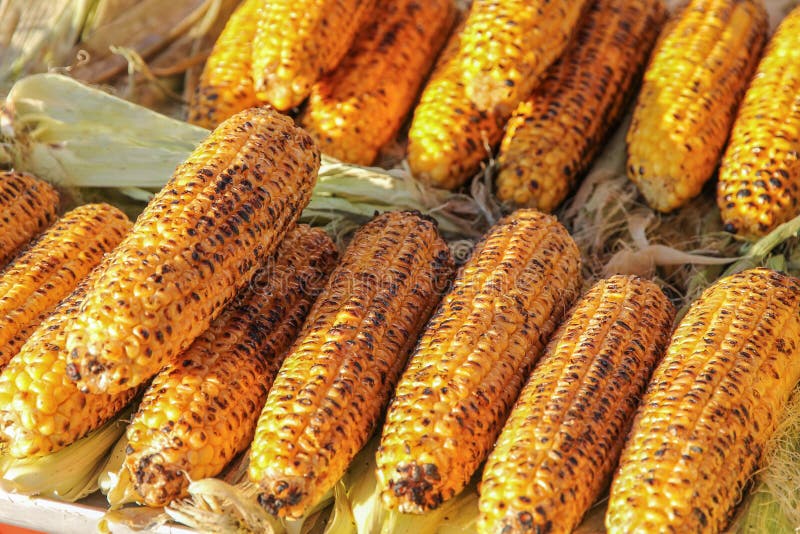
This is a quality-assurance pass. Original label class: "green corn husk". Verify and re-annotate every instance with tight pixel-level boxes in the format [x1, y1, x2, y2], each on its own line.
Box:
[0, 406, 132, 502]
[0, 73, 490, 239]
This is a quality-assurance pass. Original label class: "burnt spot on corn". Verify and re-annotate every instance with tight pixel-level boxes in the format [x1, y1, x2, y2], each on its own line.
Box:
[407, 0, 590, 189]
[377, 209, 582, 514]
[0, 172, 59, 269]
[248, 211, 454, 520]
[251, 0, 378, 111]
[497, 0, 667, 212]
[388, 462, 444, 508]
[718, 7, 800, 236]
[64, 107, 319, 395]
[627, 0, 768, 212]
[478, 275, 674, 533]
[299, 0, 456, 165]
[607, 268, 800, 533]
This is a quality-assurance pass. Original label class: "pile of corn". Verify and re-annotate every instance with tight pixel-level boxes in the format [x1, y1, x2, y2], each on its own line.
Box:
[1, 0, 800, 533]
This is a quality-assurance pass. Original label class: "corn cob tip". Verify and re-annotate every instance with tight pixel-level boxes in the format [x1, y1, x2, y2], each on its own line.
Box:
[0, 171, 60, 268]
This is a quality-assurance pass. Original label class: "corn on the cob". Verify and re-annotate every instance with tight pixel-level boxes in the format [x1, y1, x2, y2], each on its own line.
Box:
[0, 203, 130, 369]
[606, 268, 800, 533]
[187, 0, 261, 129]
[626, 0, 767, 213]
[717, 6, 800, 236]
[0, 171, 59, 268]
[125, 225, 338, 507]
[248, 211, 454, 519]
[376, 209, 582, 514]
[64, 107, 319, 395]
[478, 275, 675, 534]
[407, 0, 589, 189]
[298, 0, 456, 166]
[0, 268, 139, 458]
[496, 0, 667, 212]
[251, 0, 377, 111]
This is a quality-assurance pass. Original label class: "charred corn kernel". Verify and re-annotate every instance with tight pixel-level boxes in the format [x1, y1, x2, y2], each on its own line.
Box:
[187, 0, 261, 129]
[496, 0, 667, 212]
[376, 209, 582, 514]
[248, 211, 454, 519]
[626, 0, 767, 212]
[0, 203, 130, 369]
[606, 268, 800, 533]
[718, 6, 800, 236]
[0, 269, 139, 458]
[64, 107, 319, 395]
[407, 0, 589, 189]
[251, 0, 377, 111]
[478, 275, 674, 534]
[0, 171, 59, 268]
[125, 225, 338, 507]
[299, 0, 456, 165]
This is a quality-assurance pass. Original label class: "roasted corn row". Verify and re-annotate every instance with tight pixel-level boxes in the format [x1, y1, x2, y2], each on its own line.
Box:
[479, 275, 674, 534]
[299, 0, 455, 165]
[125, 225, 338, 507]
[64, 107, 319, 395]
[0, 203, 130, 369]
[407, 0, 589, 189]
[0, 171, 59, 268]
[607, 268, 800, 533]
[251, 0, 377, 111]
[718, 5, 800, 236]
[376, 209, 582, 514]
[187, 0, 261, 129]
[496, 0, 667, 212]
[248, 211, 454, 519]
[0, 266, 139, 458]
[626, 0, 767, 212]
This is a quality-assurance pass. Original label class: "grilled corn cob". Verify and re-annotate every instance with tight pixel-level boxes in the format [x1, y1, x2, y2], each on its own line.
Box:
[187, 0, 261, 129]
[0, 171, 59, 268]
[298, 0, 455, 165]
[626, 0, 767, 212]
[125, 225, 338, 507]
[64, 107, 319, 395]
[376, 209, 582, 514]
[251, 0, 377, 111]
[496, 0, 667, 212]
[407, 0, 589, 189]
[248, 211, 454, 519]
[0, 203, 130, 369]
[718, 6, 800, 236]
[0, 268, 139, 458]
[479, 275, 674, 534]
[606, 268, 800, 533]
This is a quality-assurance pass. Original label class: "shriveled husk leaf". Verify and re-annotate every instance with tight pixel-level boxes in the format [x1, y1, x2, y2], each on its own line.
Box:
[70, 0, 211, 84]
[0, 0, 94, 92]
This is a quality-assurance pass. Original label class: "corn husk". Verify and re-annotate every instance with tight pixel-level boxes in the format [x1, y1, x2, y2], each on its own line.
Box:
[0, 406, 132, 503]
[0, 73, 489, 239]
[0, 0, 94, 92]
